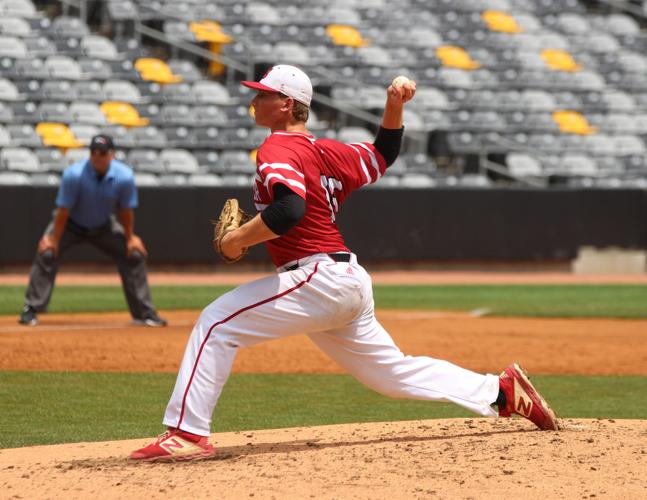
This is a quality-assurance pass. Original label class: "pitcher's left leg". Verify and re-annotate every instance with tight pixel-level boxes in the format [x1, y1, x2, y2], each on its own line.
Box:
[309, 314, 499, 417]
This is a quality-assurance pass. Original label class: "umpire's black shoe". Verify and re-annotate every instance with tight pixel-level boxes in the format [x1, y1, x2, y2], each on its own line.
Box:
[18, 306, 38, 326]
[133, 311, 168, 327]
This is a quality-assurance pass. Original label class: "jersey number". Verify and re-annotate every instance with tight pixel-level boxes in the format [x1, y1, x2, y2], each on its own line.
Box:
[320, 175, 343, 222]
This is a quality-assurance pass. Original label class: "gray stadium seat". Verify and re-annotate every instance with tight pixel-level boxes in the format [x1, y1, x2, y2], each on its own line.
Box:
[160, 149, 199, 174]
[103, 80, 142, 103]
[65, 147, 90, 164]
[68, 124, 99, 146]
[0, 146, 40, 171]
[0, 35, 26, 58]
[40, 80, 77, 102]
[193, 81, 237, 105]
[45, 55, 84, 80]
[506, 153, 543, 177]
[49, 16, 89, 39]
[7, 124, 41, 147]
[78, 59, 113, 80]
[158, 173, 188, 186]
[0, 16, 32, 37]
[188, 173, 223, 186]
[30, 173, 60, 186]
[38, 102, 72, 123]
[72, 81, 107, 103]
[0, 0, 37, 18]
[167, 59, 202, 83]
[81, 35, 121, 60]
[133, 173, 161, 187]
[0, 171, 30, 184]
[23, 36, 55, 57]
[0, 77, 21, 100]
[127, 149, 162, 173]
[131, 126, 167, 149]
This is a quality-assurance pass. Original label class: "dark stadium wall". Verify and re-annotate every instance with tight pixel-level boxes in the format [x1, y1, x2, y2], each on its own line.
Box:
[1, 187, 646, 264]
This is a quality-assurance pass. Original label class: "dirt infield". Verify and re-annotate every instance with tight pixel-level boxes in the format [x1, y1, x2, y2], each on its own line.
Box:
[2, 270, 647, 498]
[1, 310, 647, 375]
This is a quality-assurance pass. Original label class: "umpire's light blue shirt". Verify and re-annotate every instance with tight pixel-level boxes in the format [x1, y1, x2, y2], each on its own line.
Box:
[55, 159, 138, 230]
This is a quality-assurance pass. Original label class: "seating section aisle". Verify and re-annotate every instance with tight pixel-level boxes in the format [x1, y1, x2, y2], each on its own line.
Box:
[1, 0, 647, 188]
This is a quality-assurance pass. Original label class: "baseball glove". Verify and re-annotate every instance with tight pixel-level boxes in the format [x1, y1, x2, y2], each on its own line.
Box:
[212, 198, 253, 263]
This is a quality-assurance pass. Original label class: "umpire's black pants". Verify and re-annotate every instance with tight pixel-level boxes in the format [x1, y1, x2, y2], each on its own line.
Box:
[24, 215, 156, 320]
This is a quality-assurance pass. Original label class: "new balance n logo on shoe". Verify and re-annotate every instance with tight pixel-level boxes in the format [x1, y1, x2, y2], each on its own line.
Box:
[161, 438, 185, 452]
[514, 379, 533, 417]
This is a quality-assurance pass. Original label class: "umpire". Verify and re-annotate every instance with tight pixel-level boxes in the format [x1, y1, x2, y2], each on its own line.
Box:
[18, 134, 167, 327]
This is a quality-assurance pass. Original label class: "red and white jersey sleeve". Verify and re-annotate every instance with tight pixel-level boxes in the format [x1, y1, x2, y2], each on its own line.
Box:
[254, 142, 305, 211]
[252, 132, 387, 267]
[315, 138, 387, 194]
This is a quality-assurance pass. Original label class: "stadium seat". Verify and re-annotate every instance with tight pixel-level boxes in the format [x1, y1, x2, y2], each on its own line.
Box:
[188, 173, 223, 186]
[0, 35, 26, 58]
[68, 124, 99, 146]
[45, 55, 84, 80]
[29, 172, 60, 186]
[103, 80, 142, 103]
[37, 102, 73, 123]
[100, 102, 150, 127]
[7, 124, 42, 147]
[64, 147, 90, 164]
[0, 0, 37, 18]
[131, 126, 167, 149]
[34, 148, 67, 172]
[133, 172, 161, 187]
[0, 171, 30, 184]
[0, 16, 32, 37]
[40, 80, 77, 102]
[0, 146, 40, 172]
[127, 149, 162, 173]
[49, 15, 89, 39]
[506, 153, 543, 177]
[135, 58, 182, 84]
[36, 122, 84, 148]
[81, 35, 121, 60]
[0, 77, 21, 100]
[193, 81, 237, 105]
[78, 59, 113, 80]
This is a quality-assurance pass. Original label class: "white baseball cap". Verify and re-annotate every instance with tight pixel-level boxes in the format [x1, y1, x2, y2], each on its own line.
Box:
[242, 64, 313, 107]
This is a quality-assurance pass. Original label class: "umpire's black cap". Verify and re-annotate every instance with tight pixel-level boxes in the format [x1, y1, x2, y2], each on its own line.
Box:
[89, 134, 115, 151]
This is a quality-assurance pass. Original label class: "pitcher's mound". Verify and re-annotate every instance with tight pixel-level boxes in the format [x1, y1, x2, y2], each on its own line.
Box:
[2, 418, 645, 499]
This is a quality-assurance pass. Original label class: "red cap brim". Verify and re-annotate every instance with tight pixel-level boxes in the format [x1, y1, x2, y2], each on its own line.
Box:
[241, 81, 278, 93]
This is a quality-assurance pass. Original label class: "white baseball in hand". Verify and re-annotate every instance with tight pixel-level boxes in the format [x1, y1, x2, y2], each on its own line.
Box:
[391, 75, 411, 89]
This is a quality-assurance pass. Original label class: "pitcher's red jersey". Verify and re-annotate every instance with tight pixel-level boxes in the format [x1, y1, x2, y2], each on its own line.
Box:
[253, 131, 387, 266]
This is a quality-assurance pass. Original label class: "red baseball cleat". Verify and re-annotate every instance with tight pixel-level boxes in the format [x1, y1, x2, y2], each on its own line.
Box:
[498, 363, 560, 431]
[130, 429, 215, 462]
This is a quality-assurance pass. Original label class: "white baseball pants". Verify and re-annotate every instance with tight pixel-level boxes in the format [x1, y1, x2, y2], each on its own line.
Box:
[163, 253, 500, 436]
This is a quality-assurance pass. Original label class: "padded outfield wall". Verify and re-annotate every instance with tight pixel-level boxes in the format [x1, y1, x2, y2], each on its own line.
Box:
[1, 186, 646, 264]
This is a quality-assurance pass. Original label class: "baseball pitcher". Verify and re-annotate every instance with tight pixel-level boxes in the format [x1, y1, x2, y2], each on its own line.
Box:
[131, 65, 558, 462]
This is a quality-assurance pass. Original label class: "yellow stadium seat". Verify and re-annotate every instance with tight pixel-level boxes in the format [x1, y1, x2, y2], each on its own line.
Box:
[250, 149, 257, 162]
[190, 20, 233, 43]
[100, 102, 150, 127]
[482, 10, 522, 33]
[436, 46, 480, 70]
[326, 24, 369, 48]
[36, 122, 84, 148]
[135, 58, 182, 84]
[188, 22, 233, 76]
[552, 111, 597, 135]
[541, 49, 581, 72]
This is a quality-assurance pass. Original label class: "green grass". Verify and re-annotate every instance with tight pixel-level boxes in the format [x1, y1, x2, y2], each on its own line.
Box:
[1, 284, 647, 317]
[1, 371, 645, 449]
